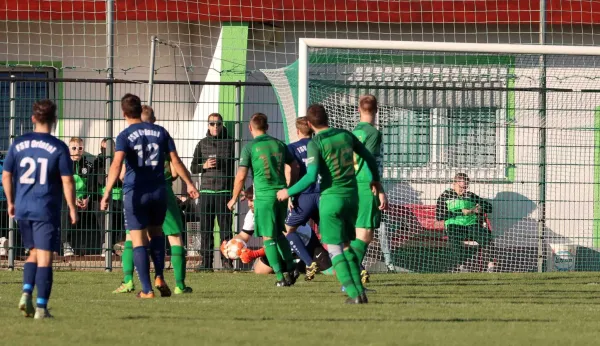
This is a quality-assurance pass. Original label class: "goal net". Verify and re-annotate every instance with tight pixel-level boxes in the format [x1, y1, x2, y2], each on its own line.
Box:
[263, 40, 600, 273]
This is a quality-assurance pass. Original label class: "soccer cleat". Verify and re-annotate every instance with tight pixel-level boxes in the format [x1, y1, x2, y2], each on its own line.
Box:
[112, 281, 135, 294]
[18, 293, 34, 317]
[275, 279, 290, 287]
[386, 264, 395, 273]
[305, 262, 318, 281]
[360, 269, 370, 284]
[63, 242, 75, 257]
[345, 297, 362, 304]
[136, 291, 155, 299]
[359, 291, 369, 304]
[154, 277, 172, 297]
[174, 286, 193, 294]
[283, 271, 296, 286]
[34, 307, 53, 319]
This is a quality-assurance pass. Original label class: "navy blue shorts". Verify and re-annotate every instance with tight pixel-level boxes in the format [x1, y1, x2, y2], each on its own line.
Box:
[286, 193, 320, 227]
[123, 187, 167, 230]
[18, 220, 60, 252]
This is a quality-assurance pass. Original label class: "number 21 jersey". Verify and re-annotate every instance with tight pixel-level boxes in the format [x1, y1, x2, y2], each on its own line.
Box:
[2, 132, 72, 223]
[116, 122, 176, 194]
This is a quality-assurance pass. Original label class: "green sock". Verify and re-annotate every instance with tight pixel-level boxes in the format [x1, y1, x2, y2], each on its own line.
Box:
[122, 240, 134, 283]
[350, 239, 368, 266]
[276, 234, 295, 272]
[171, 245, 185, 290]
[344, 247, 364, 295]
[332, 254, 359, 298]
[264, 239, 284, 281]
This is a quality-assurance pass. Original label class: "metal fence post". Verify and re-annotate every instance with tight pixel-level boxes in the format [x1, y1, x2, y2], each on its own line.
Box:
[7, 75, 15, 270]
[537, 0, 547, 273]
[104, 0, 115, 272]
[233, 82, 242, 270]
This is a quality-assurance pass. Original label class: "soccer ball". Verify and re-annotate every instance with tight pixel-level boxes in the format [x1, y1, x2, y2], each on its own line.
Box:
[222, 239, 247, 260]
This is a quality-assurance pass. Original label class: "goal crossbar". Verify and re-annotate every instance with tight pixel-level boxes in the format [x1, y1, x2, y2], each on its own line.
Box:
[297, 39, 600, 117]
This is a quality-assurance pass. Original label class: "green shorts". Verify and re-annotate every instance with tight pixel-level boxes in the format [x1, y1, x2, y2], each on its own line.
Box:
[355, 184, 381, 229]
[125, 185, 182, 236]
[254, 198, 287, 238]
[319, 194, 358, 245]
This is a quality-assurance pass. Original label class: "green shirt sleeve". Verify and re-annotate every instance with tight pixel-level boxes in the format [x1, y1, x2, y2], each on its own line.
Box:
[351, 133, 380, 182]
[287, 140, 319, 196]
[239, 143, 252, 168]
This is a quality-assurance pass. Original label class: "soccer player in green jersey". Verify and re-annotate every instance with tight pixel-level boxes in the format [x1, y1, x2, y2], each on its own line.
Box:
[227, 113, 298, 286]
[277, 104, 387, 304]
[112, 105, 192, 295]
[351, 95, 389, 283]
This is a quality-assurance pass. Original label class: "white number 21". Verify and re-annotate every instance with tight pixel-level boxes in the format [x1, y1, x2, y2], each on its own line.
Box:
[134, 143, 159, 167]
[19, 157, 48, 185]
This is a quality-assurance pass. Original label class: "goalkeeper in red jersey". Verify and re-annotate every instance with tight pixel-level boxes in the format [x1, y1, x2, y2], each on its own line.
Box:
[222, 186, 333, 276]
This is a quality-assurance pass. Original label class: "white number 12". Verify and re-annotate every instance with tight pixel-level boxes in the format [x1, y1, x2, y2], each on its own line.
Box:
[134, 143, 159, 167]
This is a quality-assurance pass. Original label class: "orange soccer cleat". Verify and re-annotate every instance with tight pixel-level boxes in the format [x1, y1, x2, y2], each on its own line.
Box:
[136, 291, 155, 299]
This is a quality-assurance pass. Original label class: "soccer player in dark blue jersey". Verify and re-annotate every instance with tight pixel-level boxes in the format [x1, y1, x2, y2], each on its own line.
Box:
[2, 100, 77, 319]
[100, 94, 199, 299]
[285, 117, 321, 281]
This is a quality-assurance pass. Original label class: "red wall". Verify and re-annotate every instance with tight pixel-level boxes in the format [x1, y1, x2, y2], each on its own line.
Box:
[0, 1, 598, 24]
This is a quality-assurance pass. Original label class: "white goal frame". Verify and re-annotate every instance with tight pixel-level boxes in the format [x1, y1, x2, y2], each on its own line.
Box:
[297, 38, 600, 117]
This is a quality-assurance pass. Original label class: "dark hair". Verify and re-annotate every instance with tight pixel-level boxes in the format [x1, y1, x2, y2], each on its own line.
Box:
[141, 105, 156, 123]
[454, 172, 470, 183]
[32, 99, 57, 125]
[305, 104, 328, 128]
[244, 185, 254, 200]
[250, 113, 268, 131]
[208, 113, 223, 122]
[359, 94, 378, 115]
[295, 117, 313, 136]
[121, 93, 142, 119]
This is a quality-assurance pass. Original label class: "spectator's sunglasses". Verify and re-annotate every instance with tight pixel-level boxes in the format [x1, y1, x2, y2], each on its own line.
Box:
[209, 121, 223, 127]
[71, 146, 84, 151]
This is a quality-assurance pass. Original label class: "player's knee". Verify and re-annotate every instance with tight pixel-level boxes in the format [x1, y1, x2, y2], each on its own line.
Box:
[36, 249, 52, 267]
[253, 259, 273, 275]
[284, 225, 297, 235]
[327, 243, 344, 258]
[356, 228, 373, 243]
[168, 234, 182, 246]
[26, 249, 37, 263]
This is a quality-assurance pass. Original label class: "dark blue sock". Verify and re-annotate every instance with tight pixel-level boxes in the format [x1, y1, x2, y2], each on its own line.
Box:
[149, 235, 166, 279]
[133, 246, 152, 293]
[35, 267, 52, 309]
[286, 232, 313, 266]
[23, 262, 37, 294]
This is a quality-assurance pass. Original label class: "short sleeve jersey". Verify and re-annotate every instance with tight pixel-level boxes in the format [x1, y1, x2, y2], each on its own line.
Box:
[239, 134, 293, 197]
[287, 138, 319, 194]
[353, 122, 382, 185]
[115, 122, 176, 194]
[306, 128, 360, 197]
[2, 132, 72, 223]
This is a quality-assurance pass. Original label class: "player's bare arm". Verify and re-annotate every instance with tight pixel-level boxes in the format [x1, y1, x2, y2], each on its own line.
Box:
[169, 161, 178, 180]
[228, 166, 248, 210]
[169, 151, 199, 199]
[100, 151, 126, 211]
[2, 170, 14, 218]
[61, 175, 78, 224]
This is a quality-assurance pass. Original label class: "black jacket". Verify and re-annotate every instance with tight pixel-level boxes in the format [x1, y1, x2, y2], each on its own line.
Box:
[190, 127, 235, 192]
[89, 151, 123, 200]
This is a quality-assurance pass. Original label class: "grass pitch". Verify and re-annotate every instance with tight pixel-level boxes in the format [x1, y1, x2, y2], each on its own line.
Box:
[1, 271, 600, 345]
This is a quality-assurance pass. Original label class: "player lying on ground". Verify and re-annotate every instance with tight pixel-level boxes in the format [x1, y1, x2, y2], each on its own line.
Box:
[277, 104, 387, 304]
[113, 105, 193, 295]
[351, 95, 389, 283]
[284, 117, 323, 280]
[222, 186, 333, 278]
[2, 100, 78, 319]
[101, 94, 199, 299]
[227, 113, 299, 287]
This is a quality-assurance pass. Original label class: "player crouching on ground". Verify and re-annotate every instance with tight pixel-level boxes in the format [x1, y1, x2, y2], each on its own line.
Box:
[3, 100, 78, 319]
[223, 186, 333, 277]
[277, 104, 387, 304]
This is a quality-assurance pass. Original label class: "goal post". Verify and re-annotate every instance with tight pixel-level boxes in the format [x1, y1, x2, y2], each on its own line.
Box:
[263, 38, 600, 273]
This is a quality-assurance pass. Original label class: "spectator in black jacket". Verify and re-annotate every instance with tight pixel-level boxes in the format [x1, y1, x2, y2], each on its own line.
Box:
[190, 113, 235, 269]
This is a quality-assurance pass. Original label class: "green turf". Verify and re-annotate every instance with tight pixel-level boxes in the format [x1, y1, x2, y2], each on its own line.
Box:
[1, 271, 600, 345]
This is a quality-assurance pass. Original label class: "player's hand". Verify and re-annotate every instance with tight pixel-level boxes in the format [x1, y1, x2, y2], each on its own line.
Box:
[100, 196, 110, 211]
[7, 203, 14, 218]
[378, 192, 388, 211]
[288, 198, 294, 211]
[203, 158, 217, 169]
[78, 197, 89, 210]
[239, 248, 252, 264]
[187, 185, 200, 200]
[277, 189, 289, 201]
[370, 181, 383, 195]
[227, 198, 237, 211]
[473, 204, 480, 214]
[69, 207, 78, 225]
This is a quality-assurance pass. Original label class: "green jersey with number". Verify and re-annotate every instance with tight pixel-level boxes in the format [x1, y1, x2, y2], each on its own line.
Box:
[353, 122, 382, 184]
[239, 134, 293, 197]
[307, 127, 379, 197]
